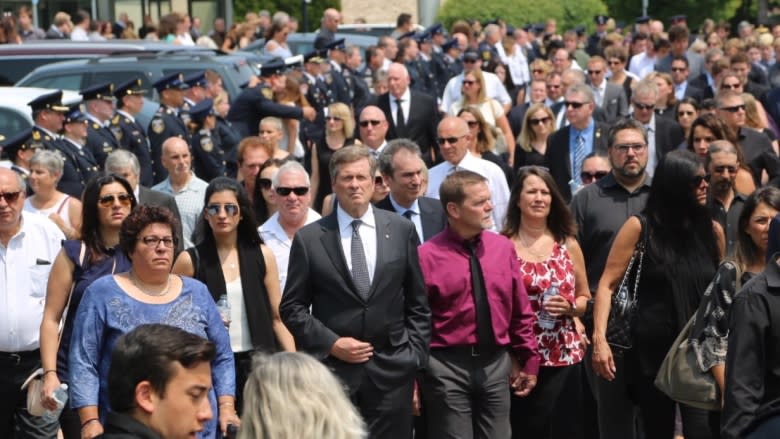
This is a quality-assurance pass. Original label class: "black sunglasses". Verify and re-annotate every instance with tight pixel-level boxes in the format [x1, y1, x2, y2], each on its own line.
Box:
[671, 67, 687, 72]
[258, 178, 272, 190]
[690, 175, 709, 186]
[205, 203, 239, 216]
[462, 80, 477, 85]
[436, 135, 465, 145]
[580, 170, 609, 183]
[633, 102, 655, 110]
[275, 187, 309, 196]
[565, 101, 587, 109]
[0, 191, 22, 204]
[359, 120, 382, 127]
[98, 193, 133, 208]
[465, 120, 479, 127]
[326, 116, 343, 121]
[719, 104, 745, 113]
[713, 165, 738, 174]
[678, 110, 696, 117]
[529, 116, 551, 125]
[588, 70, 603, 75]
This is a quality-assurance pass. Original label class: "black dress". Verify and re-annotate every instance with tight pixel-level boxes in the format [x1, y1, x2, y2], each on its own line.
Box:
[513, 144, 547, 173]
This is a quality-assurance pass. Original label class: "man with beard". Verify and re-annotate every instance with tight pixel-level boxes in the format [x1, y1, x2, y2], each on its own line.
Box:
[705, 141, 745, 256]
[569, 118, 651, 439]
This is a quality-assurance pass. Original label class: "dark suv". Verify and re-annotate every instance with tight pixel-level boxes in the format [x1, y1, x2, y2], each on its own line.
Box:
[15, 50, 261, 101]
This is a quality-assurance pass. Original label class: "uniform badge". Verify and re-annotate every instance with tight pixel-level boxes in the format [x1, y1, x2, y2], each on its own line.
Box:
[110, 126, 123, 141]
[261, 88, 273, 99]
[112, 115, 120, 124]
[482, 51, 490, 61]
[92, 123, 101, 130]
[151, 119, 165, 134]
[200, 136, 213, 152]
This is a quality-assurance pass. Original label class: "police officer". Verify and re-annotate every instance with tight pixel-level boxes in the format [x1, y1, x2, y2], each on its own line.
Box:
[323, 38, 353, 105]
[414, 31, 439, 97]
[440, 37, 463, 80]
[58, 104, 101, 196]
[111, 78, 154, 187]
[344, 44, 372, 114]
[300, 50, 330, 149]
[587, 15, 610, 56]
[226, 60, 316, 138]
[81, 82, 121, 168]
[478, 23, 501, 66]
[181, 71, 208, 126]
[188, 98, 225, 181]
[427, 23, 446, 54]
[148, 72, 189, 183]
[1, 129, 37, 195]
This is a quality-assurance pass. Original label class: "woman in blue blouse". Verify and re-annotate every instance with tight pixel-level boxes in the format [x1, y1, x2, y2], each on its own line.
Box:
[40, 174, 136, 439]
[69, 205, 237, 439]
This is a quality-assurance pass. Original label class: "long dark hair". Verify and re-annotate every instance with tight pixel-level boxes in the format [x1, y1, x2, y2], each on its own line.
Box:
[643, 149, 719, 330]
[501, 166, 576, 243]
[251, 158, 290, 223]
[81, 173, 137, 264]
[735, 186, 780, 270]
[195, 177, 261, 247]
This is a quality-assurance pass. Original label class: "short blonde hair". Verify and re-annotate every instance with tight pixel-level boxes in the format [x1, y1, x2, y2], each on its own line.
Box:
[239, 352, 366, 439]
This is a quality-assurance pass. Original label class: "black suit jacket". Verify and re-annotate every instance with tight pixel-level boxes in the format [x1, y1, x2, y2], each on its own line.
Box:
[139, 186, 184, 252]
[653, 116, 686, 156]
[376, 91, 440, 165]
[682, 83, 705, 103]
[374, 196, 446, 242]
[688, 73, 715, 100]
[280, 208, 431, 392]
[544, 121, 609, 202]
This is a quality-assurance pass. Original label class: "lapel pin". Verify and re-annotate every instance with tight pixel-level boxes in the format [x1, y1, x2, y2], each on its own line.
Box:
[385, 234, 390, 239]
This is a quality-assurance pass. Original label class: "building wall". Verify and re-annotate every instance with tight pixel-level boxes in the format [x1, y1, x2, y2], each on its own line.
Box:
[340, 0, 418, 25]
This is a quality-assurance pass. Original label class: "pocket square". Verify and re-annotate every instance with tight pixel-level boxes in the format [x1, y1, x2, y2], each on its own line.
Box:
[35, 259, 51, 265]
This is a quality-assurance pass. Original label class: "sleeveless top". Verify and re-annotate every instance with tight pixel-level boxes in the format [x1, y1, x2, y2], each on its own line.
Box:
[225, 276, 253, 352]
[24, 193, 73, 228]
[518, 241, 584, 367]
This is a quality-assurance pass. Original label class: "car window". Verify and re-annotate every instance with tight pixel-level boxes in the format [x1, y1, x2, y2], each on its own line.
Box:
[22, 74, 84, 91]
[91, 71, 152, 90]
[0, 108, 31, 136]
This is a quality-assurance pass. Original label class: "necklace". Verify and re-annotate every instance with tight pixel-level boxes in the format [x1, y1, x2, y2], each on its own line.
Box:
[129, 270, 171, 297]
[517, 230, 549, 259]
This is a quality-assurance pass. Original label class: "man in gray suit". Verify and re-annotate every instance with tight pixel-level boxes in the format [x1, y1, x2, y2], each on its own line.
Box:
[587, 56, 628, 123]
[655, 25, 705, 79]
[281, 146, 431, 439]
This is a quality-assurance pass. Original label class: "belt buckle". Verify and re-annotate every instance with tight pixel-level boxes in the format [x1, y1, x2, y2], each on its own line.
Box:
[471, 346, 480, 357]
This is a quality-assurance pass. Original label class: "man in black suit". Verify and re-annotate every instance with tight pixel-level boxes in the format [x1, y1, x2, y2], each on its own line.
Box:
[281, 146, 431, 439]
[670, 56, 704, 103]
[688, 48, 722, 100]
[376, 63, 440, 166]
[376, 139, 446, 243]
[545, 83, 609, 201]
[630, 79, 686, 175]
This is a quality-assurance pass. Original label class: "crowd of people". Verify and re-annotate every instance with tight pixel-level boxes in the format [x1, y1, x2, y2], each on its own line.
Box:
[2, 4, 780, 439]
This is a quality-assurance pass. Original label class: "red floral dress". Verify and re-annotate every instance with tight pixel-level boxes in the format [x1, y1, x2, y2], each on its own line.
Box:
[518, 241, 584, 367]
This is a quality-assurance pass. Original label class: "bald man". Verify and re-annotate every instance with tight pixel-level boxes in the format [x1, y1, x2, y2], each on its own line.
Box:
[314, 8, 340, 49]
[358, 106, 390, 157]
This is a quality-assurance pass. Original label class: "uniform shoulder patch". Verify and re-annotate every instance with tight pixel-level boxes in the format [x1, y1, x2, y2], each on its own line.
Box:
[92, 123, 101, 130]
[112, 115, 120, 124]
[261, 88, 273, 99]
[200, 136, 213, 152]
[32, 130, 41, 140]
[151, 118, 165, 134]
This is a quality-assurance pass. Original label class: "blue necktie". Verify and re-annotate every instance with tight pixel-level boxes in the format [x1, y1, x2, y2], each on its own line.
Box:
[574, 134, 586, 186]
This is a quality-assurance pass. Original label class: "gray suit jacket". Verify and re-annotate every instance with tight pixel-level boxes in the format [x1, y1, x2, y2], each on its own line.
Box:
[600, 83, 629, 123]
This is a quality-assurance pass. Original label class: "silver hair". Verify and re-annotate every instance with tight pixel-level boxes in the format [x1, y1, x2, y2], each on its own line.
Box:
[378, 138, 422, 176]
[271, 160, 310, 188]
[105, 149, 141, 177]
[565, 82, 595, 103]
[30, 149, 64, 177]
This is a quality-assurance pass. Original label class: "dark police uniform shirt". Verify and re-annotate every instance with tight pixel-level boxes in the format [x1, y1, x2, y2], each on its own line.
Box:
[148, 104, 189, 184]
[324, 61, 352, 106]
[85, 114, 120, 169]
[58, 136, 100, 197]
[29, 126, 93, 197]
[111, 110, 154, 187]
[191, 127, 226, 182]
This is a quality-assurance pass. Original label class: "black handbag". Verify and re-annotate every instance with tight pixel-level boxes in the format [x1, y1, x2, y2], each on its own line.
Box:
[605, 214, 647, 350]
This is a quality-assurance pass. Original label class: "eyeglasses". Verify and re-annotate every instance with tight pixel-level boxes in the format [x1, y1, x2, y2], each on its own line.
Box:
[258, 178, 272, 190]
[359, 120, 382, 127]
[721, 83, 741, 90]
[462, 80, 477, 86]
[678, 110, 696, 117]
[580, 170, 609, 183]
[465, 120, 479, 127]
[587, 70, 603, 75]
[633, 102, 655, 110]
[326, 116, 343, 122]
[612, 143, 647, 153]
[0, 191, 22, 204]
[565, 101, 587, 109]
[690, 175, 709, 186]
[436, 135, 466, 145]
[671, 67, 687, 72]
[205, 203, 240, 217]
[139, 236, 176, 248]
[98, 193, 133, 208]
[712, 165, 738, 174]
[529, 116, 551, 125]
[607, 60, 622, 65]
[374, 176, 385, 185]
[275, 187, 309, 196]
[546, 84, 561, 89]
[719, 104, 745, 113]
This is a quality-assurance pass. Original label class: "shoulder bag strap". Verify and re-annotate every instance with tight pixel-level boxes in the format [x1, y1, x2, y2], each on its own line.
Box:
[55, 195, 70, 215]
[59, 242, 86, 339]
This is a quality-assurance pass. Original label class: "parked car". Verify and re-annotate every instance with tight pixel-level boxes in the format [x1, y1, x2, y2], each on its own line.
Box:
[242, 32, 378, 59]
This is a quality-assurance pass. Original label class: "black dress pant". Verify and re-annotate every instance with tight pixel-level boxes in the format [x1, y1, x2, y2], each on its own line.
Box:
[511, 363, 583, 439]
[0, 350, 59, 439]
[352, 371, 415, 439]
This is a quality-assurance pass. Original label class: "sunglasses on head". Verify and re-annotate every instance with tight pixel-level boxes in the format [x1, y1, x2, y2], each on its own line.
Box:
[580, 170, 608, 183]
[98, 193, 133, 208]
[258, 178, 272, 190]
[205, 203, 239, 217]
[275, 186, 310, 196]
[0, 191, 22, 204]
[529, 116, 551, 125]
[359, 120, 382, 127]
[720, 104, 745, 113]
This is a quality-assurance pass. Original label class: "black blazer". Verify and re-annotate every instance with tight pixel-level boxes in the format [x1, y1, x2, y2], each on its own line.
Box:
[280, 208, 431, 392]
[688, 74, 715, 100]
[374, 196, 446, 242]
[544, 121, 609, 202]
[682, 83, 705, 103]
[653, 116, 686, 158]
[376, 91, 440, 165]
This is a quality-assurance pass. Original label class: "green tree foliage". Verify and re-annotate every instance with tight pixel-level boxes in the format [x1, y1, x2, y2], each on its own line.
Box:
[232, 0, 341, 31]
[437, 0, 608, 33]
[602, 0, 741, 31]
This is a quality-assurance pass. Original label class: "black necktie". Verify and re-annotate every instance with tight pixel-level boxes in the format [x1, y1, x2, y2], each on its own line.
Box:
[402, 210, 414, 220]
[395, 99, 406, 135]
[464, 238, 496, 349]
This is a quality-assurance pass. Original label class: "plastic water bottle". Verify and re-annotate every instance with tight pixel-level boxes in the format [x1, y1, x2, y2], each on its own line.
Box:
[216, 294, 231, 327]
[43, 383, 68, 422]
[537, 285, 560, 330]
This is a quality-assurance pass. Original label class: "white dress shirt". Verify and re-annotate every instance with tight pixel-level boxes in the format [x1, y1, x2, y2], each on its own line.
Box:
[389, 89, 411, 127]
[425, 153, 510, 230]
[259, 208, 321, 293]
[70, 27, 89, 41]
[337, 205, 377, 283]
[643, 115, 658, 175]
[388, 194, 424, 242]
[0, 212, 64, 352]
[628, 51, 656, 79]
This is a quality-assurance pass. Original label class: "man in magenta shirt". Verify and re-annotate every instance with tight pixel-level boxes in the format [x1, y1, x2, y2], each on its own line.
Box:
[417, 170, 540, 438]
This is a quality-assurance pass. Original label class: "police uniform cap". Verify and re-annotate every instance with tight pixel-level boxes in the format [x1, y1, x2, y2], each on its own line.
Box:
[325, 38, 346, 51]
[426, 23, 444, 36]
[153, 72, 188, 93]
[574, 25, 586, 36]
[80, 82, 115, 101]
[114, 78, 148, 99]
[594, 15, 609, 25]
[28, 90, 69, 112]
[415, 31, 432, 44]
[506, 25, 515, 35]
[304, 49, 326, 64]
[184, 71, 208, 88]
[397, 31, 417, 41]
[463, 48, 480, 62]
[1, 127, 35, 159]
[522, 24, 533, 32]
[63, 103, 88, 124]
[259, 60, 286, 77]
[441, 38, 459, 52]
[635, 16, 651, 24]
[189, 99, 215, 123]
[533, 23, 546, 34]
